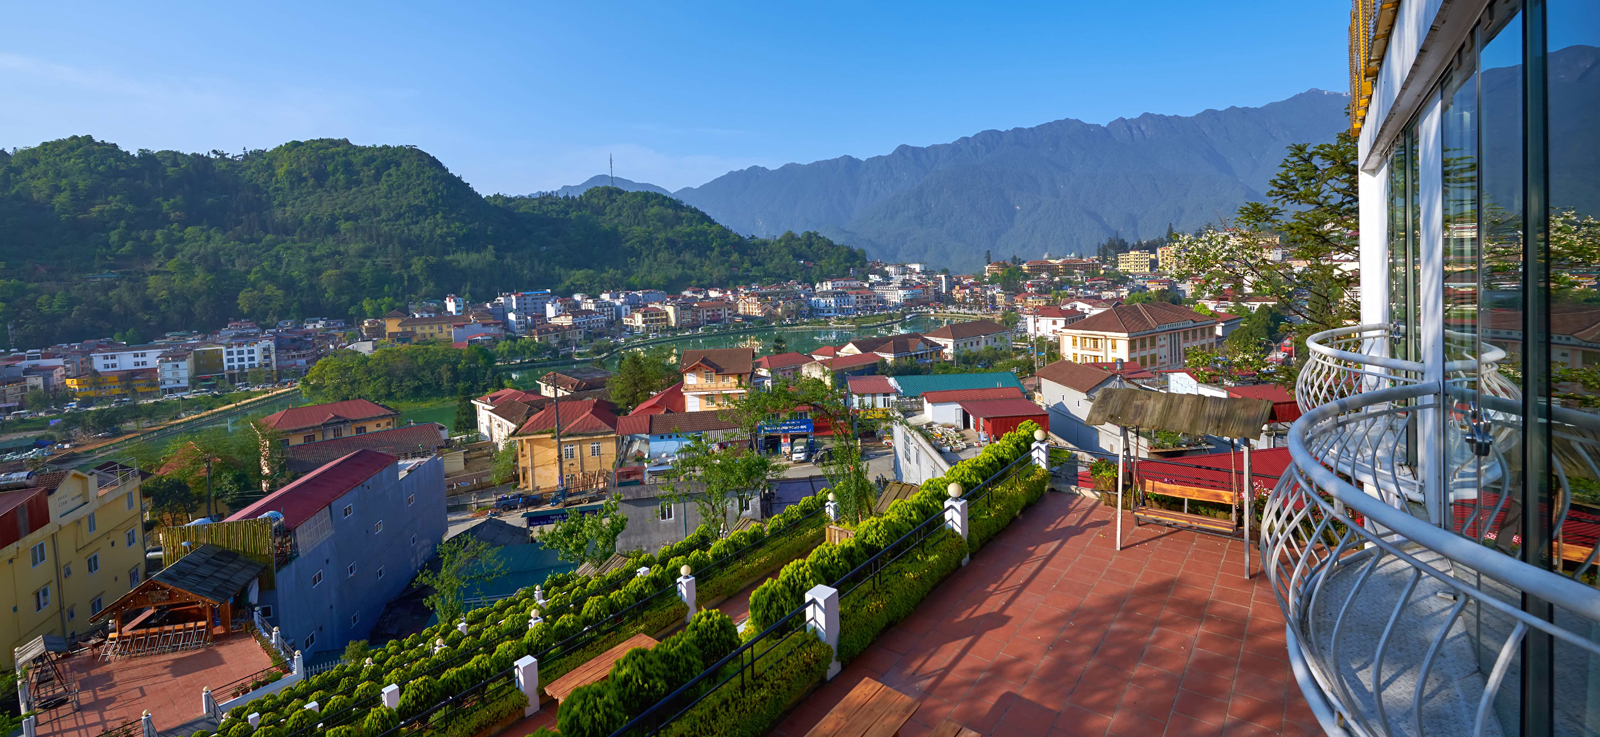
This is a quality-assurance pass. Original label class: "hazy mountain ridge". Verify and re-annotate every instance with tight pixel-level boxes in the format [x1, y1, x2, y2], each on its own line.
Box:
[556, 89, 1351, 271]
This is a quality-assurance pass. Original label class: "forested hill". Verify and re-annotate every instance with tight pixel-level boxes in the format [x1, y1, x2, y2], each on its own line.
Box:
[0, 136, 866, 346]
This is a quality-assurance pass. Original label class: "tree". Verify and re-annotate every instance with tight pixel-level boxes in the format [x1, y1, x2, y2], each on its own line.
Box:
[246, 367, 272, 386]
[23, 390, 50, 412]
[489, 441, 518, 485]
[144, 475, 199, 523]
[988, 265, 1024, 292]
[1125, 289, 1181, 305]
[609, 350, 675, 412]
[414, 535, 503, 627]
[538, 493, 629, 567]
[0, 669, 22, 736]
[998, 310, 1020, 329]
[662, 434, 779, 537]
[453, 389, 476, 433]
[771, 335, 787, 354]
[730, 377, 876, 524]
[342, 639, 371, 664]
[1166, 132, 1358, 363]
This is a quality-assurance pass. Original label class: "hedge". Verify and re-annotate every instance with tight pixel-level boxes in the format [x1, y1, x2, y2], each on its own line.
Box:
[658, 629, 833, 737]
[837, 527, 969, 663]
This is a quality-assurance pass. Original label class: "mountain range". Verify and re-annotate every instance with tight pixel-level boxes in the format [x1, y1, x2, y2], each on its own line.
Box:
[560, 89, 1351, 272]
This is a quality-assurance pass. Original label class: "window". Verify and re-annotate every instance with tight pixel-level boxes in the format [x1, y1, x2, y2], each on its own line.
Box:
[34, 586, 49, 612]
[30, 542, 45, 567]
[312, 569, 324, 587]
[703, 371, 714, 383]
[407, 494, 415, 507]
[377, 566, 385, 580]
[90, 597, 103, 615]
[259, 605, 272, 618]
[350, 613, 359, 626]
[658, 502, 674, 522]
[348, 562, 357, 578]
[589, 442, 602, 458]
[374, 520, 383, 534]
[562, 444, 576, 460]
[126, 529, 137, 547]
[126, 493, 136, 511]
[303, 434, 316, 444]
[356, 425, 367, 435]
[128, 567, 139, 586]
[343, 504, 353, 518]
[63, 563, 72, 578]
[410, 535, 417, 547]
[87, 513, 96, 533]
[67, 606, 75, 622]
[87, 554, 99, 574]
[332, 427, 342, 439]
[305, 632, 316, 649]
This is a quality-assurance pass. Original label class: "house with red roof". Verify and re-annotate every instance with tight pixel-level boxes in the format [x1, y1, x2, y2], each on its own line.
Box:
[1057, 303, 1220, 370]
[754, 352, 814, 382]
[512, 399, 623, 493]
[262, 399, 399, 447]
[223, 449, 445, 656]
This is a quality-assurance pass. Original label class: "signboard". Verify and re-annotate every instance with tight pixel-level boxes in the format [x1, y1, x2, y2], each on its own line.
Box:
[523, 503, 604, 528]
[854, 408, 893, 419]
[759, 419, 813, 435]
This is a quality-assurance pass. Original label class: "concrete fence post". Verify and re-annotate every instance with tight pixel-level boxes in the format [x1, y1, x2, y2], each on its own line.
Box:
[676, 566, 696, 625]
[381, 684, 401, 709]
[456, 619, 469, 636]
[804, 585, 841, 680]
[824, 492, 838, 522]
[534, 586, 546, 606]
[1031, 431, 1049, 470]
[513, 655, 540, 717]
[141, 711, 156, 737]
[21, 715, 35, 737]
[292, 650, 303, 676]
[202, 686, 217, 718]
[271, 626, 283, 652]
[305, 701, 320, 713]
[944, 483, 970, 566]
[247, 713, 261, 728]
[528, 608, 543, 630]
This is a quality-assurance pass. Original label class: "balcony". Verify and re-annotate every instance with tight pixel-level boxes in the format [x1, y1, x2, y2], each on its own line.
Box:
[1261, 325, 1600, 736]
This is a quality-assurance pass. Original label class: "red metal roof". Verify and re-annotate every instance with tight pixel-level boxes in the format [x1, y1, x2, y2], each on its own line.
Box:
[516, 399, 620, 436]
[957, 398, 1049, 419]
[629, 382, 685, 416]
[1226, 385, 1302, 423]
[922, 387, 1026, 404]
[225, 449, 396, 530]
[846, 375, 896, 394]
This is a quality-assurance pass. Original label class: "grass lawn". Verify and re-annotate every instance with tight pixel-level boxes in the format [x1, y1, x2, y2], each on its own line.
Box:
[392, 398, 459, 429]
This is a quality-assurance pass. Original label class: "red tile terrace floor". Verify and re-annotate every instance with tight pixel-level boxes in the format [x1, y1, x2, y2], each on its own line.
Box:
[33, 633, 272, 737]
[773, 491, 1318, 737]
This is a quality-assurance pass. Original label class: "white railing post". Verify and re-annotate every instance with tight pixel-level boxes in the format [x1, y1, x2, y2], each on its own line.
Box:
[1242, 442, 1252, 579]
[528, 608, 543, 630]
[1031, 430, 1049, 469]
[140, 711, 156, 737]
[21, 716, 35, 737]
[305, 701, 320, 713]
[804, 585, 841, 680]
[247, 713, 261, 728]
[202, 686, 217, 718]
[676, 566, 696, 625]
[514, 655, 540, 717]
[824, 492, 838, 522]
[271, 626, 282, 652]
[1115, 427, 1126, 551]
[381, 684, 400, 709]
[943, 483, 969, 566]
[292, 650, 303, 676]
[456, 619, 469, 636]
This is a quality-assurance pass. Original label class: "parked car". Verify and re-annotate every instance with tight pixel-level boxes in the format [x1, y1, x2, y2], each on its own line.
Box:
[494, 493, 541, 511]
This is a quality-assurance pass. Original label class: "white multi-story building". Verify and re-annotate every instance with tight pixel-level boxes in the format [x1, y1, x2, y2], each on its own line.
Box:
[808, 290, 857, 318]
[1262, 4, 1600, 736]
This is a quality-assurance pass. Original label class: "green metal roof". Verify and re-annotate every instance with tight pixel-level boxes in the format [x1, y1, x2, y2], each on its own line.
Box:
[890, 372, 1026, 398]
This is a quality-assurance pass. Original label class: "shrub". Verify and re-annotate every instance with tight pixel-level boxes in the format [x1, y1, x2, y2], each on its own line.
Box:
[558, 682, 626, 737]
[353, 681, 380, 702]
[285, 709, 316, 732]
[838, 528, 968, 662]
[326, 727, 360, 737]
[430, 687, 528, 737]
[396, 675, 438, 719]
[659, 631, 832, 737]
[362, 706, 398, 735]
[609, 646, 673, 716]
[684, 610, 740, 670]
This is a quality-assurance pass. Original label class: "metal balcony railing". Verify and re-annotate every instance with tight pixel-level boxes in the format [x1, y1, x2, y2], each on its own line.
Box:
[1263, 328, 1600, 737]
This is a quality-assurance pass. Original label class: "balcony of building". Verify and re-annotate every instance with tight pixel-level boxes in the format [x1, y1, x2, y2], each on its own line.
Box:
[1261, 324, 1600, 737]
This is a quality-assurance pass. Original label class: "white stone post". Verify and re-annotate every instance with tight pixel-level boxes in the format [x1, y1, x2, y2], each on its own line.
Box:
[824, 492, 838, 522]
[943, 483, 970, 566]
[141, 711, 157, 737]
[456, 619, 469, 636]
[247, 713, 261, 728]
[21, 715, 35, 737]
[202, 687, 217, 718]
[271, 626, 283, 652]
[528, 608, 543, 630]
[305, 701, 320, 713]
[534, 586, 546, 606]
[434, 638, 446, 655]
[676, 566, 696, 625]
[804, 585, 841, 680]
[635, 566, 650, 578]
[1031, 430, 1049, 470]
[292, 650, 303, 676]
[513, 655, 540, 717]
[381, 684, 401, 709]
[1115, 427, 1126, 551]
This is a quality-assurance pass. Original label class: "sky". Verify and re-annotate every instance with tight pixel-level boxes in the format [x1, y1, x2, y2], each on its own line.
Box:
[2, 1, 1347, 195]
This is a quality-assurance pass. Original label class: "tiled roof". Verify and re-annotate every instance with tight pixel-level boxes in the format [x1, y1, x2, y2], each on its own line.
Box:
[920, 387, 1026, 404]
[629, 382, 685, 415]
[810, 346, 840, 358]
[148, 544, 267, 605]
[924, 319, 1009, 340]
[1035, 306, 1087, 319]
[958, 398, 1048, 419]
[1034, 360, 1118, 394]
[262, 399, 397, 432]
[225, 449, 396, 530]
[1227, 384, 1301, 423]
[681, 348, 754, 375]
[815, 353, 882, 370]
[755, 352, 814, 370]
[1066, 303, 1217, 335]
[841, 332, 929, 355]
[846, 375, 897, 395]
[633, 411, 742, 436]
[889, 372, 1026, 398]
[516, 399, 620, 436]
[1084, 360, 1156, 380]
[489, 399, 534, 426]
[286, 423, 448, 473]
[539, 367, 612, 393]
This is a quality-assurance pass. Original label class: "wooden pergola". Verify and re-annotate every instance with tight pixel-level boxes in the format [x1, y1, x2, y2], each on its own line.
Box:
[91, 544, 265, 658]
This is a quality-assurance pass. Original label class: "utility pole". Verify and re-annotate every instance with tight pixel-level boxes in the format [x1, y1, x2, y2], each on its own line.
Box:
[609, 154, 614, 188]
[205, 455, 214, 519]
[551, 389, 564, 492]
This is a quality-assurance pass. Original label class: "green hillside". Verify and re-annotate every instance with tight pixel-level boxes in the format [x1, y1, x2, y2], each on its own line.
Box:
[0, 136, 866, 346]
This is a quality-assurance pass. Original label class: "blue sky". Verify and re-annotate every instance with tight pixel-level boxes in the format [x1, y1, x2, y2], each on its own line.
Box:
[2, 1, 1347, 194]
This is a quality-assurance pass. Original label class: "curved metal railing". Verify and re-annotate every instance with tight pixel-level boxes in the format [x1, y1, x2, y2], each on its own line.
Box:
[1262, 380, 1600, 737]
[1298, 324, 1515, 411]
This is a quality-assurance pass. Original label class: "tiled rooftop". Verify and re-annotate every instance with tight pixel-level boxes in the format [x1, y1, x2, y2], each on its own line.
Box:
[34, 633, 272, 737]
[774, 492, 1316, 737]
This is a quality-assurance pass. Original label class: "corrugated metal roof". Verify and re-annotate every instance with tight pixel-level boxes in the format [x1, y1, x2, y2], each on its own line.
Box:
[890, 372, 1025, 398]
[224, 449, 395, 529]
[150, 544, 266, 604]
[921, 387, 1026, 404]
[1085, 388, 1273, 439]
[959, 398, 1049, 419]
[847, 375, 897, 395]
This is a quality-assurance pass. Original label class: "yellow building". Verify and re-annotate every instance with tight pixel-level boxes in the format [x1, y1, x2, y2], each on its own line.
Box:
[64, 369, 161, 399]
[1, 464, 147, 668]
[1057, 303, 1219, 370]
[512, 399, 621, 492]
[623, 307, 670, 332]
[1116, 251, 1155, 274]
[260, 399, 399, 447]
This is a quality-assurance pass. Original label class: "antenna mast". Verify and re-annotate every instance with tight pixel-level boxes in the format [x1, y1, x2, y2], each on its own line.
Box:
[609, 154, 614, 187]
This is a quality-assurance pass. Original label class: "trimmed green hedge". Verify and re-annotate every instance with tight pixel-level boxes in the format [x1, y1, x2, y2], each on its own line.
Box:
[837, 527, 969, 663]
[660, 630, 833, 737]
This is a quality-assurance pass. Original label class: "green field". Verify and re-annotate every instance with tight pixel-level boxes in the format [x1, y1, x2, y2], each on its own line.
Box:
[392, 399, 458, 430]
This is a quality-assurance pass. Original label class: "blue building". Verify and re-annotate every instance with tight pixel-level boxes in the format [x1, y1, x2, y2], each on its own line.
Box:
[226, 449, 445, 655]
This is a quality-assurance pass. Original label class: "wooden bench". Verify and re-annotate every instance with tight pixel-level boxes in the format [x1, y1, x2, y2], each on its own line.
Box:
[542, 633, 659, 703]
[803, 677, 918, 737]
[1132, 478, 1239, 535]
[930, 719, 981, 737]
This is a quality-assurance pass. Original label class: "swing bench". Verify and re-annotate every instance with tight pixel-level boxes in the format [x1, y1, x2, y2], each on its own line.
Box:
[1130, 462, 1245, 537]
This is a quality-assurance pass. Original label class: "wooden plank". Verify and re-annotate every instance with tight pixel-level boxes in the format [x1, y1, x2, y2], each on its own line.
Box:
[543, 633, 659, 702]
[1142, 479, 1237, 506]
[804, 678, 884, 737]
[858, 685, 916, 737]
[804, 677, 917, 737]
[1134, 507, 1236, 533]
[930, 719, 981, 737]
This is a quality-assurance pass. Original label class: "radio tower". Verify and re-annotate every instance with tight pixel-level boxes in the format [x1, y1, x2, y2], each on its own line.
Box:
[609, 154, 614, 187]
